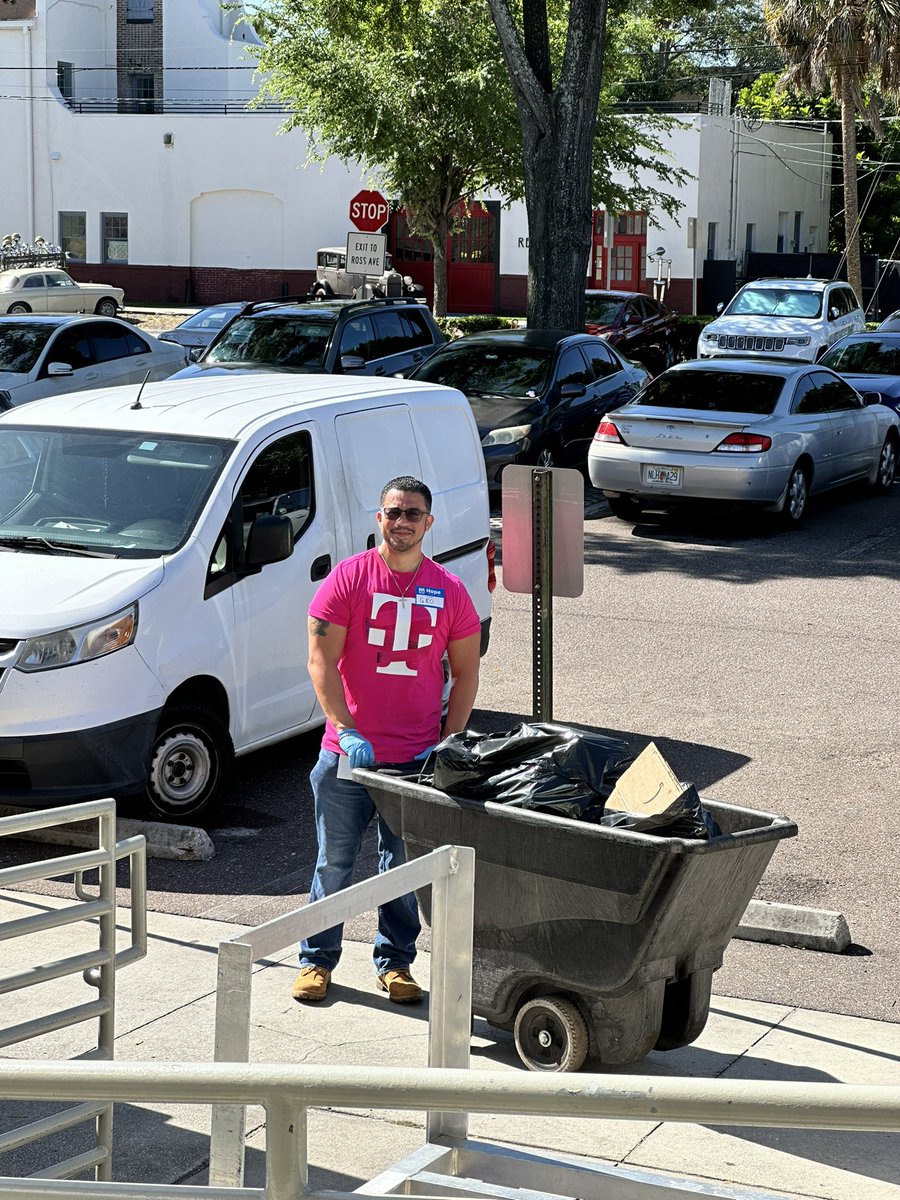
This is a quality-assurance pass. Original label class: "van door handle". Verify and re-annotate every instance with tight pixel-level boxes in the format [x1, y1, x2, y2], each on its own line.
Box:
[311, 554, 331, 580]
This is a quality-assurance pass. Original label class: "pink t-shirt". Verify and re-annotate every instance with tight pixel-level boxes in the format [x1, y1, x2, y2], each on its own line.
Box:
[309, 548, 481, 762]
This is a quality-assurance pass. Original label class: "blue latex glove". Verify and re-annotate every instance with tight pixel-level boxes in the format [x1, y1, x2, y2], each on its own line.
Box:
[338, 729, 375, 769]
[415, 744, 439, 761]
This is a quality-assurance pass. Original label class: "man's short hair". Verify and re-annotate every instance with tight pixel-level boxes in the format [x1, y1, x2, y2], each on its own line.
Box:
[380, 476, 432, 511]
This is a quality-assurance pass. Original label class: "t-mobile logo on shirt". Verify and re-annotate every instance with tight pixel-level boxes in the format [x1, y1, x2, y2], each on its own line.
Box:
[367, 592, 438, 676]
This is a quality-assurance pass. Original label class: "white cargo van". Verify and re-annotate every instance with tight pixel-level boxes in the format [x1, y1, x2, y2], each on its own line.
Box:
[0, 374, 493, 820]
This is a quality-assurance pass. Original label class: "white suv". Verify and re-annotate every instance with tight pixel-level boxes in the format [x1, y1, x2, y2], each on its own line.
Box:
[698, 278, 865, 363]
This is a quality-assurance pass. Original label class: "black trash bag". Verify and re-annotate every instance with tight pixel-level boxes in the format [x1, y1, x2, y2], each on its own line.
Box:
[600, 783, 722, 840]
[426, 723, 634, 821]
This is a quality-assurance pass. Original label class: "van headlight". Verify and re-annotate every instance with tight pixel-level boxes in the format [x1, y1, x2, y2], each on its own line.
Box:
[481, 424, 531, 447]
[16, 604, 138, 672]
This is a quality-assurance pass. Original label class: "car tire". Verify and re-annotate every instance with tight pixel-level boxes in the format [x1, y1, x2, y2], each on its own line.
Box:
[143, 703, 234, 822]
[7, 302, 30, 314]
[606, 494, 644, 521]
[778, 462, 810, 526]
[94, 298, 119, 317]
[869, 433, 898, 493]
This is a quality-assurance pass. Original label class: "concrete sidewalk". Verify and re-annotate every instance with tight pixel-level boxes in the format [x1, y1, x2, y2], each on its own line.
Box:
[1, 888, 898, 1200]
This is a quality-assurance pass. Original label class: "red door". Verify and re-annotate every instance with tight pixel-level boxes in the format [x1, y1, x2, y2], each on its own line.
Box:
[591, 211, 648, 291]
[447, 201, 495, 314]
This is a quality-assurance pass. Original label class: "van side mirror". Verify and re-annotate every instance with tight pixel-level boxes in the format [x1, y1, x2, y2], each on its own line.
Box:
[246, 514, 293, 566]
[47, 362, 74, 377]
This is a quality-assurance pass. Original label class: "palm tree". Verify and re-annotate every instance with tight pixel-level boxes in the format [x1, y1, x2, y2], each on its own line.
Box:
[764, 0, 900, 300]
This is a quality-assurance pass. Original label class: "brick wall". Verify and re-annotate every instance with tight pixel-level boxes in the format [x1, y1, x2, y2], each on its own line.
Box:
[116, 0, 163, 111]
[67, 263, 316, 306]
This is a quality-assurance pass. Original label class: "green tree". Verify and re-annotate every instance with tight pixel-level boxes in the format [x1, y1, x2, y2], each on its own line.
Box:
[614, 0, 782, 107]
[763, 0, 900, 299]
[248, 0, 517, 315]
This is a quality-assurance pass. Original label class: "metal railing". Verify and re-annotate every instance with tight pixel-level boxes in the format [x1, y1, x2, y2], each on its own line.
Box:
[210, 843, 475, 1187]
[0, 1059, 897, 1200]
[0, 800, 147, 1183]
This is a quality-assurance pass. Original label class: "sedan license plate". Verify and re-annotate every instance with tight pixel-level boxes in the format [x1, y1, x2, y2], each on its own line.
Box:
[642, 464, 682, 487]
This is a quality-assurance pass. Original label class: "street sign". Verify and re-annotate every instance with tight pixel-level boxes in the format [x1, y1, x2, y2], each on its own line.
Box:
[346, 231, 386, 276]
[349, 189, 389, 232]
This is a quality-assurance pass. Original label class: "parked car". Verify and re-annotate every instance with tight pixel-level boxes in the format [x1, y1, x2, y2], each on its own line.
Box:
[697, 278, 865, 363]
[310, 247, 425, 300]
[584, 289, 678, 373]
[409, 329, 651, 486]
[588, 358, 899, 524]
[878, 310, 900, 331]
[0, 267, 123, 317]
[0, 314, 188, 410]
[156, 303, 246, 354]
[819, 332, 900, 415]
[0, 373, 493, 821]
[170, 296, 444, 382]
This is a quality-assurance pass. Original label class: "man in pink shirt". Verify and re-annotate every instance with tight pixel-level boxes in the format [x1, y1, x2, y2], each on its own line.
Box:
[292, 476, 481, 1004]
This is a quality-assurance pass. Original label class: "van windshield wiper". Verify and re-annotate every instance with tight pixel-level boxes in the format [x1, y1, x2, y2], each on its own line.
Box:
[0, 535, 117, 559]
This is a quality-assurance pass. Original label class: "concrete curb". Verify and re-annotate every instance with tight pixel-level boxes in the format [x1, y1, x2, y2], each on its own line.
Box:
[0, 807, 214, 861]
[736, 898, 851, 953]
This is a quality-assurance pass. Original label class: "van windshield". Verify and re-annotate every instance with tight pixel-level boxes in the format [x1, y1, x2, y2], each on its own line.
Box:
[0, 426, 234, 557]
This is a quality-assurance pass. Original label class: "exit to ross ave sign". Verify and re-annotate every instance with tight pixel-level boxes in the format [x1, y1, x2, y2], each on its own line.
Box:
[346, 231, 386, 275]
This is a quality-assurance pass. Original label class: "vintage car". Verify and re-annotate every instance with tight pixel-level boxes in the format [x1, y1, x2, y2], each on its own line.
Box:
[0, 266, 124, 316]
[309, 247, 425, 300]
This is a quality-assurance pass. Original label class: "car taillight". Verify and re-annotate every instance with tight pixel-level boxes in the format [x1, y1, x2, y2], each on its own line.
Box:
[486, 538, 497, 593]
[594, 419, 624, 444]
[715, 432, 772, 453]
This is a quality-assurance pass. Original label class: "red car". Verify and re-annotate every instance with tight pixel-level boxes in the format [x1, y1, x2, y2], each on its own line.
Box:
[584, 289, 678, 374]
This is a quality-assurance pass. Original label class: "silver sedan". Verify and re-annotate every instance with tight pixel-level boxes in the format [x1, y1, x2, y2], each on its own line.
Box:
[588, 359, 900, 524]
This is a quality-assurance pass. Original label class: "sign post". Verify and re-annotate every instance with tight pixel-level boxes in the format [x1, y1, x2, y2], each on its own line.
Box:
[501, 465, 584, 721]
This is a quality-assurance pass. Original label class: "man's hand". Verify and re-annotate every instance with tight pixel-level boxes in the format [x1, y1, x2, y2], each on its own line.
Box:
[338, 729, 375, 769]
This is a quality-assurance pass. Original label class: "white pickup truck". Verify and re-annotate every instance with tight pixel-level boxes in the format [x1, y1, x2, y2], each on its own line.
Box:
[1, 267, 124, 316]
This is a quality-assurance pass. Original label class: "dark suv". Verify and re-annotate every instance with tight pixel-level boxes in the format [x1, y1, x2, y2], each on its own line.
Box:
[169, 296, 445, 381]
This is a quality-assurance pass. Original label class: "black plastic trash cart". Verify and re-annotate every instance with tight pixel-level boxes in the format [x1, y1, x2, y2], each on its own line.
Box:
[357, 768, 797, 1073]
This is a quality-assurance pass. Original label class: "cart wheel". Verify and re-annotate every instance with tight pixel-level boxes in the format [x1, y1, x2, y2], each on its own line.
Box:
[513, 997, 589, 1072]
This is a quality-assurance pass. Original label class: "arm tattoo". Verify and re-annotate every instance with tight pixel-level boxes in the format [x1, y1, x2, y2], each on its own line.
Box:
[311, 618, 330, 637]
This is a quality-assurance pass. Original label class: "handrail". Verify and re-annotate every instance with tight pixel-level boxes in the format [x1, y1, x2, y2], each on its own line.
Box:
[0, 1059, 897, 1200]
[210, 843, 476, 1187]
[0, 800, 147, 1181]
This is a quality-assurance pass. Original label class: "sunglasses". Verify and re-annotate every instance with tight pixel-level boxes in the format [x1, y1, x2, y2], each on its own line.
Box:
[381, 507, 429, 523]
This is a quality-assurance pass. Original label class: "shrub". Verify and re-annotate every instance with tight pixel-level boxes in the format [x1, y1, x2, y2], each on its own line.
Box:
[435, 314, 522, 339]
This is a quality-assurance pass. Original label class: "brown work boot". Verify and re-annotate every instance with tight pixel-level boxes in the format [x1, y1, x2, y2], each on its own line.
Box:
[376, 969, 423, 1004]
[291, 965, 331, 1002]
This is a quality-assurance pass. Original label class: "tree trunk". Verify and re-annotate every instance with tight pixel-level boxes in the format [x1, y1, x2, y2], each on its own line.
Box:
[430, 214, 450, 317]
[839, 72, 863, 301]
[488, 0, 608, 331]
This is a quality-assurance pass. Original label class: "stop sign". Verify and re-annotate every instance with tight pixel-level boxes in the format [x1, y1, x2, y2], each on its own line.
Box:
[349, 189, 389, 233]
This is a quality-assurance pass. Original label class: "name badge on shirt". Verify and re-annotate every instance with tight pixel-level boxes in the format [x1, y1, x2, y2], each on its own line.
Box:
[415, 585, 445, 609]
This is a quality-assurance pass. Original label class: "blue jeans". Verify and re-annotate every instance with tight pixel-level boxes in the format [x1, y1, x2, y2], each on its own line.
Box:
[300, 749, 420, 974]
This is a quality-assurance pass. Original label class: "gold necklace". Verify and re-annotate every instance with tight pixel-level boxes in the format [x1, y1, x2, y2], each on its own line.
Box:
[380, 552, 424, 607]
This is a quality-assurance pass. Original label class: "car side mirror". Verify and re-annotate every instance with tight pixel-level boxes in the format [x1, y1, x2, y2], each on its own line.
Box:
[560, 382, 586, 399]
[188, 347, 203, 362]
[340, 354, 366, 371]
[47, 362, 74, 377]
[861, 391, 883, 406]
[246, 514, 293, 567]
[716, 302, 725, 314]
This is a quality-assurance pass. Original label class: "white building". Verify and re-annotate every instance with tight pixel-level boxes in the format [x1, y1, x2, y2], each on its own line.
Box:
[1, 0, 832, 314]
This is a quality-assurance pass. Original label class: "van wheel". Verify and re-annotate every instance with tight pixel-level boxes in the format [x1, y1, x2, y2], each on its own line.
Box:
[94, 298, 118, 317]
[145, 704, 233, 822]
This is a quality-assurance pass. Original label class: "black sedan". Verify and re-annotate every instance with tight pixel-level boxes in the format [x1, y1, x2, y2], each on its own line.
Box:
[820, 332, 900, 415]
[584, 290, 679, 373]
[409, 329, 651, 486]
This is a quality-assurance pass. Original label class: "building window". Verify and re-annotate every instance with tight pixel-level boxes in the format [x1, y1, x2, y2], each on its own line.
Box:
[393, 212, 433, 264]
[59, 212, 86, 262]
[129, 72, 156, 114]
[126, 0, 154, 21]
[777, 211, 789, 254]
[793, 211, 803, 254]
[57, 61, 73, 101]
[611, 245, 633, 281]
[450, 204, 494, 264]
[101, 213, 128, 263]
[745, 223, 755, 255]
